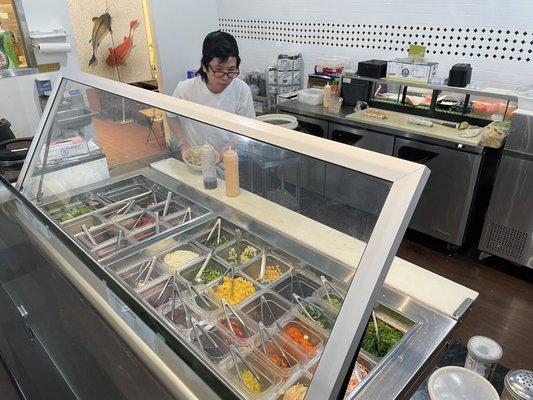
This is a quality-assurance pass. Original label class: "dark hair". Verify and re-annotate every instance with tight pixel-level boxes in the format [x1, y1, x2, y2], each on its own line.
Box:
[197, 31, 241, 82]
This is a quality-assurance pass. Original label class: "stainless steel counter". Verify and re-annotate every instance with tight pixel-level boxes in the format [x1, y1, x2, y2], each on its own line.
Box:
[277, 99, 484, 154]
[276, 100, 494, 247]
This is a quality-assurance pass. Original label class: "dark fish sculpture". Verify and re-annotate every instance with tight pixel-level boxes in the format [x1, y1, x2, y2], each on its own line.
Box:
[88, 12, 112, 67]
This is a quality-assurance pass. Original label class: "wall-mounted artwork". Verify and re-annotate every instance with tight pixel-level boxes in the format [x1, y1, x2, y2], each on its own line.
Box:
[67, 0, 152, 83]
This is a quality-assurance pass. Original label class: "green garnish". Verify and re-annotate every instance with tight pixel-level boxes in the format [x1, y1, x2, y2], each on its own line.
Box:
[302, 305, 334, 330]
[206, 233, 231, 248]
[325, 297, 343, 311]
[199, 265, 224, 283]
[227, 245, 258, 266]
[56, 204, 96, 222]
[361, 319, 403, 358]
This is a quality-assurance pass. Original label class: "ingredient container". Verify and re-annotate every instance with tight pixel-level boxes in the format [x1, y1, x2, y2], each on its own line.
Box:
[428, 366, 499, 400]
[465, 335, 503, 380]
[501, 369, 533, 400]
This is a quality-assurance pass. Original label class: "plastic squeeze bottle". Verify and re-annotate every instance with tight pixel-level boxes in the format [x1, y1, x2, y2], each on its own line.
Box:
[201, 143, 217, 190]
[323, 82, 332, 108]
[223, 146, 240, 197]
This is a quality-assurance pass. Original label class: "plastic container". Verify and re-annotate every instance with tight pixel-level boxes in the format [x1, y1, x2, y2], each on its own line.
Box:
[240, 255, 292, 287]
[297, 88, 324, 106]
[328, 96, 343, 114]
[201, 143, 217, 190]
[240, 290, 294, 328]
[323, 83, 332, 108]
[518, 90, 533, 111]
[277, 371, 312, 400]
[428, 366, 499, 400]
[256, 113, 298, 130]
[465, 335, 503, 380]
[252, 329, 308, 378]
[223, 350, 282, 398]
[502, 369, 533, 400]
[223, 147, 240, 197]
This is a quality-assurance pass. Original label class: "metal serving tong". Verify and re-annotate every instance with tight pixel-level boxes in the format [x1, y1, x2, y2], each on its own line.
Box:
[258, 322, 291, 367]
[155, 211, 160, 234]
[292, 293, 320, 322]
[234, 229, 242, 267]
[229, 344, 263, 386]
[221, 300, 251, 338]
[110, 200, 135, 221]
[193, 250, 214, 285]
[257, 249, 268, 284]
[133, 255, 157, 287]
[259, 295, 282, 330]
[372, 311, 381, 352]
[115, 230, 124, 251]
[204, 218, 222, 247]
[132, 209, 146, 229]
[162, 191, 172, 217]
[154, 270, 180, 309]
[186, 282, 216, 311]
[81, 224, 97, 246]
[320, 275, 344, 306]
[157, 270, 188, 324]
[181, 207, 192, 224]
[191, 317, 222, 357]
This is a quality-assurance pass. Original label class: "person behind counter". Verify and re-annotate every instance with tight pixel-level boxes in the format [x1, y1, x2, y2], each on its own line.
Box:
[169, 30, 255, 157]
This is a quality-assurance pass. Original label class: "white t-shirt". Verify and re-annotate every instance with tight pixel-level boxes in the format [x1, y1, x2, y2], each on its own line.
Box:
[171, 76, 255, 150]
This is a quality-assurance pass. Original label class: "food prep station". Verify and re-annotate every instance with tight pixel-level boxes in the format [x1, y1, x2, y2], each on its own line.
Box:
[10, 72, 476, 400]
[276, 79, 517, 249]
[35, 169, 459, 400]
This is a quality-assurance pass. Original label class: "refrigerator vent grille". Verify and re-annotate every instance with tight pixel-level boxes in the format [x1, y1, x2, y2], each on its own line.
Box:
[486, 223, 528, 260]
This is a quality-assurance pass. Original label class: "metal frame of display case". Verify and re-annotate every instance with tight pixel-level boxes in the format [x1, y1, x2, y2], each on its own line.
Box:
[17, 70, 431, 400]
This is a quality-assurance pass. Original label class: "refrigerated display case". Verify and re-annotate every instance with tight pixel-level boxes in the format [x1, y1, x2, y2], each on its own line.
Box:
[2, 71, 478, 400]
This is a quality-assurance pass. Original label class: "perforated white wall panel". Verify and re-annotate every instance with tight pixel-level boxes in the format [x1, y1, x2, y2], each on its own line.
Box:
[217, 0, 533, 90]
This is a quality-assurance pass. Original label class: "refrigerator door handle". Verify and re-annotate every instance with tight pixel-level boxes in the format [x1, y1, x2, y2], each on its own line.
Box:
[397, 146, 440, 164]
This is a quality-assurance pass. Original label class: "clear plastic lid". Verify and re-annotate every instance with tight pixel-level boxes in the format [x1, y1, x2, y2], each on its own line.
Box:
[467, 335, 503, 362]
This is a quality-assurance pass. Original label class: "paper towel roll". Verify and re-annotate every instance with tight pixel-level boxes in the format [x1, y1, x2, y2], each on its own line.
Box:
[37, 43, 72, 54]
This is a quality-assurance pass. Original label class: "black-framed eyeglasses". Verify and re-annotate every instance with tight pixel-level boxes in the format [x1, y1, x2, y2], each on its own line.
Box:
[208, 64, 239, 79]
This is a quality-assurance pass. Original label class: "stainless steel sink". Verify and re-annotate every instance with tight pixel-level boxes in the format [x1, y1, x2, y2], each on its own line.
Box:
[55, 106, 99, 130]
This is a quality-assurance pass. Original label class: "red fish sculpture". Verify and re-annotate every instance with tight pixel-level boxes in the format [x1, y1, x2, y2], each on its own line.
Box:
[106, 19, 140, 67]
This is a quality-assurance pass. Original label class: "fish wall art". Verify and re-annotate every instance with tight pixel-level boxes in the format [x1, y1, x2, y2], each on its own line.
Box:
[106, 19, 140, 67]
[88, 12, 112, 67]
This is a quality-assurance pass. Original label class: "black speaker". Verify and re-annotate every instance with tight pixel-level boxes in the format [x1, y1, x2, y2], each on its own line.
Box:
[448, 64, 472, 88]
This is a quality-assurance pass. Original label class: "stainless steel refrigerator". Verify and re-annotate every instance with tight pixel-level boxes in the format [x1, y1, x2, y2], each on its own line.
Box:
[479, 111, 533, 268]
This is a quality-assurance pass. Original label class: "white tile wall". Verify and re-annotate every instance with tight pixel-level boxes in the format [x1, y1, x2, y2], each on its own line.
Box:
[216, 0, 533, 90]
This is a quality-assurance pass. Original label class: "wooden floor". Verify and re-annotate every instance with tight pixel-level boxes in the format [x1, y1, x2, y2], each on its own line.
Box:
[397, 232, 533, 370]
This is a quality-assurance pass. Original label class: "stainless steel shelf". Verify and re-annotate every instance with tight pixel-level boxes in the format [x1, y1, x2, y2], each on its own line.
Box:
[0, 68, 39, 80]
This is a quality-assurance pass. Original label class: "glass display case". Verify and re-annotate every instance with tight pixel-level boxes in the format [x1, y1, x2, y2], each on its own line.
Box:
[3, 71, 475, 399]
[359, 75, 518, 127]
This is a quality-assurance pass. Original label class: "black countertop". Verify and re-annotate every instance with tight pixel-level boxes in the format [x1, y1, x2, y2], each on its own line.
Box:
[276, 99, 484, 154]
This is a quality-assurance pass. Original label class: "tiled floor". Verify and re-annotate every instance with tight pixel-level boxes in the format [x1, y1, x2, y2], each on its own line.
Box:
[93, 118, 166, 166]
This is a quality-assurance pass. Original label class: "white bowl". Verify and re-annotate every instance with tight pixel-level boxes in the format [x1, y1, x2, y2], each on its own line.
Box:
[428, 366, 499, 400]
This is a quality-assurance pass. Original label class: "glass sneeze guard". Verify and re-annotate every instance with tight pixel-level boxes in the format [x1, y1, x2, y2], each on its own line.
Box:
[16, 71, 428, 400]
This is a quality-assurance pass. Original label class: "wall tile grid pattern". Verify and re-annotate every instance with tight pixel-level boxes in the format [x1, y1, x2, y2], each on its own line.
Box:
[216, 0, 533, 90]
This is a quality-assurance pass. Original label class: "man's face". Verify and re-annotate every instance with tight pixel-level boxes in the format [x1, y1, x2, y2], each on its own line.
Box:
[203, 57, 238, 90]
